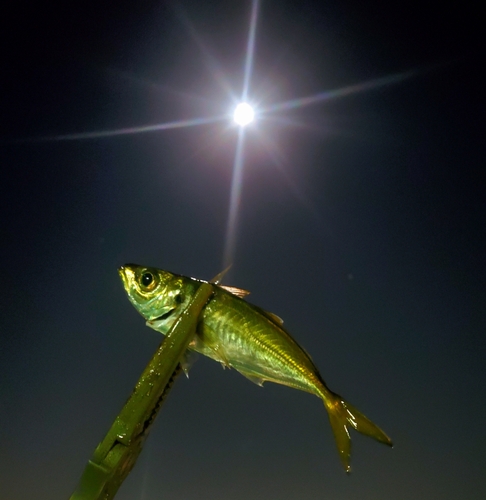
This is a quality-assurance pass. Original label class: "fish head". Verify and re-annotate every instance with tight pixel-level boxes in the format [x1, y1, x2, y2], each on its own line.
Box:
[118, 263, 196, 334]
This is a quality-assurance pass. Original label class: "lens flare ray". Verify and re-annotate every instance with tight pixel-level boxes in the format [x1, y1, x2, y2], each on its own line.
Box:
[263, 70, 416, 114]
[26, 115, 226, 142]
[223, 127, 246, 269]
[223, 0, 260, 269]
[242, 0, 260, 102]
[105, 67, 218, 107]
[15, 0, 421, 276]
[171, 2, 237, 102]
[256, 132, 320, 218]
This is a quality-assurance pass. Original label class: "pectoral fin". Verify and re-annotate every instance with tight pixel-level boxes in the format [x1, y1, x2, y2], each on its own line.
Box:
[193, 337, 231, 368]
[213, 345, 230, 368]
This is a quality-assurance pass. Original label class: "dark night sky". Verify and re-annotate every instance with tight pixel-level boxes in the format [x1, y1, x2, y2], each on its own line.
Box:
[1, 1, 484, 499]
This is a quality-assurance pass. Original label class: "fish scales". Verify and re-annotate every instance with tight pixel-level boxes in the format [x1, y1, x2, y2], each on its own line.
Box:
[203, 288, 322, 390]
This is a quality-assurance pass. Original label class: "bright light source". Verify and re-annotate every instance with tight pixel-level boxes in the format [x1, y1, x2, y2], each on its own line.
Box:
[233, 102, 254, 126]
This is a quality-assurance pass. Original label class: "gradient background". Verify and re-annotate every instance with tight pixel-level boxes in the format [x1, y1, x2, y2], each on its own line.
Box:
[1, 1, 484, 499]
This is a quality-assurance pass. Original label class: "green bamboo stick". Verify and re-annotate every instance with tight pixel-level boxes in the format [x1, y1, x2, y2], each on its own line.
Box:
[70, 281, 214, 500]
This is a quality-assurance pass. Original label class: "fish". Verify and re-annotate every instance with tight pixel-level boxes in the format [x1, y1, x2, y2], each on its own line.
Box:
[118, 264, 392, 471]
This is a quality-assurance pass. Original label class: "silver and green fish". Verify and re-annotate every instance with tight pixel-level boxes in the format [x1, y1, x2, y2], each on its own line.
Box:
[118, 264, 392, 471]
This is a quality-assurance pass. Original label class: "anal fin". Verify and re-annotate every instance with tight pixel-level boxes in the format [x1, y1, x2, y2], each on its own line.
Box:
[235, 366, 268, 387]
[241, 373, 265, 387]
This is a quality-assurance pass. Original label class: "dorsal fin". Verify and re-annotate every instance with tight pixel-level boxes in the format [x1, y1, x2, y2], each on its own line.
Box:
[219, 285, 251, 298]
[261, 309, 284, 326]
[211, 265, 232, 284]
[211, 266, 250, 298]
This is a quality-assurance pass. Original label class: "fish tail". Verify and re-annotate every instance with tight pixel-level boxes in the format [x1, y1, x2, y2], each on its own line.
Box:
[323, 391, 392, 472]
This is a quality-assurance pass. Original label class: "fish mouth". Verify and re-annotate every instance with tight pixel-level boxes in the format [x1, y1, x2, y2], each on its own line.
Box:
[150, 308, 176, 323]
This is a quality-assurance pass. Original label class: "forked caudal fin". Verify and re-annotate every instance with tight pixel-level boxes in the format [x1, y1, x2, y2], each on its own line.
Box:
[324, 392, 393, 472]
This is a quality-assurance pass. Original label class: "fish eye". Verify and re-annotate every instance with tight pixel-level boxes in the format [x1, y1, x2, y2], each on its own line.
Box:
[175, 293, 184, 304]
[141, 272, 154, 288]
